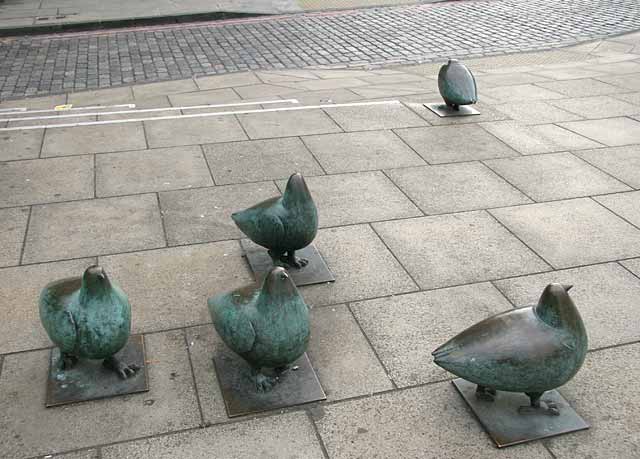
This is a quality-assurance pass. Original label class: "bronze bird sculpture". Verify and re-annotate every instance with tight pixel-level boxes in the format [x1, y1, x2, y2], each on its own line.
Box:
[39, 265, 139, 379]
[208, 266, 310, 392]
[232, 173, 318, 269]
[438, 59, 478, 111]
[433, 283, 588, 415]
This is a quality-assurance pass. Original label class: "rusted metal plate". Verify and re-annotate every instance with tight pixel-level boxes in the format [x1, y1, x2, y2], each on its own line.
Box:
[46, 334, 149, 407]
[452, 378, 589, 448]
[424, 102, 480, 117]
[213, 349, 326, 418]
[241, 240, 335, 287]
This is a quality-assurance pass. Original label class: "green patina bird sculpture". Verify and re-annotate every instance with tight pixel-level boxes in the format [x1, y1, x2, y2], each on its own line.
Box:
[232, 172, 318, 269]
[208, 266, 310, 392]
[438, 59, 478, 110]
[39, 265, 139, 379]
[433, 283, 588, 415]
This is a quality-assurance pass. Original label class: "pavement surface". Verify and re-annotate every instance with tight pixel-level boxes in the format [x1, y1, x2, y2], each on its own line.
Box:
[1, 30, 640, 458]
[1, 0, 640, 99]
[0, 0, 433, 33]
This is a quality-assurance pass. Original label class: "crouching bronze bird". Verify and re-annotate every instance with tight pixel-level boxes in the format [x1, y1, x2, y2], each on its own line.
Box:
[208, 266, 310, 392]
[438, 59, 478, 111]
[39, 265, 139, 379]
[433, 283, 588, 415]
[232, 173, 317, 269]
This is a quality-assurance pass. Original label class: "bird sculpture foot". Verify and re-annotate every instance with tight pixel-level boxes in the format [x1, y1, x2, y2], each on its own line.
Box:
[103, 356, 140, 379]
[475, 385, 497, 402]
[269, 250, 309, 270]
[254, 372, 279, 392]
[58, 352, 79, 371]
[517, 401, 560, 416]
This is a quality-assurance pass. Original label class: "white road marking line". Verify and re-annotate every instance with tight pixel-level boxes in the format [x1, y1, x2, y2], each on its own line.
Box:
[0, 99, 299, 123]
[0, 100, 401, 132]
[0, 107, 27, 113]
[0, 103, 137, 117]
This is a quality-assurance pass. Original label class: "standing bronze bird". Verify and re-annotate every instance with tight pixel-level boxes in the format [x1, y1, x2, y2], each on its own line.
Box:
[433, 283, 588, 415]
[232, 173, 318, 269]
[39, 265, 139, 379]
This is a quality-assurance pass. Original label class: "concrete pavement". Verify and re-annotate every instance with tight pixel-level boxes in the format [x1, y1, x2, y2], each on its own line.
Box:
[1, 32, 640, 458]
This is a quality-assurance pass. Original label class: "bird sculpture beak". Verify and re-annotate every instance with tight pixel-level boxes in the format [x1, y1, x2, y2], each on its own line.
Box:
[562, 284, 573, 292]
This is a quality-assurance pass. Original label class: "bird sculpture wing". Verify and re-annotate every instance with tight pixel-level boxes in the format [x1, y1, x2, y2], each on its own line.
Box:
[255, 211, 285, 247]
[40, 282, 78, 353]
[212, 303, 256, 355]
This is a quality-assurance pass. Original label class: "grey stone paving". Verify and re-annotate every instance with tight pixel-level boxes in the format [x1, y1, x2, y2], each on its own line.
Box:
[1, 0, 640, 99]
[2, 32, 640, 458]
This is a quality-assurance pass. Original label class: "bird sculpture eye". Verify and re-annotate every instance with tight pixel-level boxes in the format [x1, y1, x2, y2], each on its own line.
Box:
[280, 272, 289, 280]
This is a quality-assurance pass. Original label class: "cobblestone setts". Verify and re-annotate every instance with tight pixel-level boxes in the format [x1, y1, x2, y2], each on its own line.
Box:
[1, 0, 640, 99]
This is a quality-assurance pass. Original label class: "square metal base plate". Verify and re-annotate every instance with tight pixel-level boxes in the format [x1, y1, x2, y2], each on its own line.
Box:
[241, 240, 335, 286]
[453, 378, 589, 448]
[425, 102, 480, 117]
[213, 349, 326, 418]
[46, 334, 149, 407]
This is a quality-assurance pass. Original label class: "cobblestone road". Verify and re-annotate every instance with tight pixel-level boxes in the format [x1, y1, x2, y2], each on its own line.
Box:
[1, 0, 640, 99]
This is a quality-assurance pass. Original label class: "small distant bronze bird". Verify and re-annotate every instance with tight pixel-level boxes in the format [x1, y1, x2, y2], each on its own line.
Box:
[39, 265, 139, 379]
[433, 283, 588, 415]
[438, 59, 478, 110]
[232, 173, 318, 269]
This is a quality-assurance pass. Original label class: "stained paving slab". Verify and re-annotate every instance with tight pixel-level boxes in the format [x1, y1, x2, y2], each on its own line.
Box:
[1, 31, 640, 458]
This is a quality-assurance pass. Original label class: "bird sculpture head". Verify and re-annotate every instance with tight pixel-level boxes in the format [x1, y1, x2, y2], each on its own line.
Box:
[259, 266, 299, 304]
[282, 173, 312, 205]
[534, 283, 580, 329]
[80, 265, 112, 300]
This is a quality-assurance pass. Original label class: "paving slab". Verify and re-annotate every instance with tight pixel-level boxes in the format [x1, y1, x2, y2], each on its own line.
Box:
[535, 78, 623, 97]
[0, 155, 94, 207]
[102, 411, 324, 459]
[23, 194, 165, 263]
[57, 450, 98, 459]
[0, 330, 200, 459]
[482, 83, 565, 103]
[0, 206, 29, 267]
[351, 282, 513, 387]
[0, 94, 66, 110]
[532, 67, 604, 80]
[285, 77, 368, 91]
[276, 171, 422, 227]
[549, 95, 640, 119]
[313, 381, 552, 459]
[386, 162, 531, 214]
[194, 72, 261, 90]
[484, 152, 630, 201]
[575, 145, 640, 187]
[490, 198, 640, 268]
[41, 123, 147, 157]
[544, 343, 640, 459]
[614, 91, 640, 106]
[301, 130, 425, 174]
[351, 84, 436, 99]
[394, 124, 518, 164]
[559, 116, 640, 146]
[144, 116, 247, 148]
[597, 73, 640, 91]
[479, 121, 601, 155]
[159, 181, 280, 245]
[99, 241, 252, 333]
[168, 88, 241, 107]
[288, 88, 364, 105]
[0, 129, 44, 161]
[373, 211, 550, 290]
[323, 103, 427, 131]
[297, 224, 418, 307]
[132, 79, 199, 99]
[67, 87, 134, 106]
[237, 108, 342, 139]
[0, 258, 94, 354]
[96, 146, 213, 197]
[234, 83, 303, 99]
[494, 262, 640, 350]
[494, 101, 584, 125]
[475, 72, 551, 87]
[308, 304, 393, 401]
[203, 137, 323, 185]
[594, 191, 640, 228]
